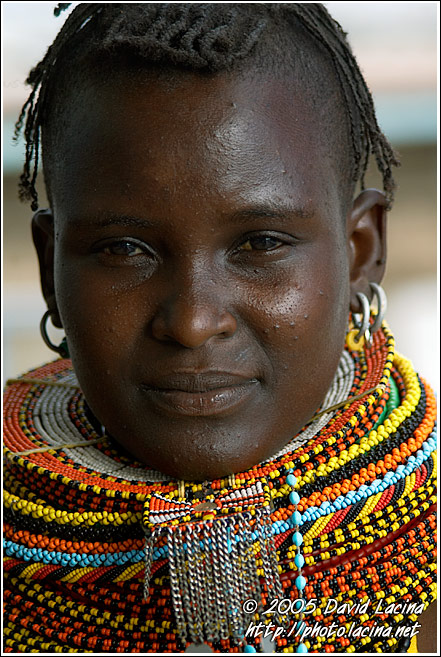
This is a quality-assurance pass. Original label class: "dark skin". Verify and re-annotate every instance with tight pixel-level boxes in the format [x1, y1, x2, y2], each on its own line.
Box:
[32, 67, 435, 651]
[33, 68, 385, 480]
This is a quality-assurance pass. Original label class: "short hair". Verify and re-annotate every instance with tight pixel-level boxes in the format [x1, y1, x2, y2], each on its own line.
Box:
[15, 2, 399, 212]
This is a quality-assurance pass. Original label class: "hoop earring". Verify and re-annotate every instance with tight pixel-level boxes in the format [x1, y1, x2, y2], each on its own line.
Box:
[352, 292, 372, 348]
[346, 283, 387, 352]
[370, 282, 387, 333]
[40, 310, 70, 358]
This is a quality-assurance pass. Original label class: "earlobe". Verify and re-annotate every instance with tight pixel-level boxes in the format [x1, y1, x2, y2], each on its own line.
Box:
[347, 189, 387, 313]
[32, 209, 63, 328]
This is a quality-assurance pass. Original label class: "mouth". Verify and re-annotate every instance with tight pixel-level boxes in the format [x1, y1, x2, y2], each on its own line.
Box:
[139, 372, 260, 417]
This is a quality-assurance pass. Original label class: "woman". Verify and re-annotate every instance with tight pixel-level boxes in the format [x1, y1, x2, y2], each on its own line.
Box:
[4, 3, 436, 653]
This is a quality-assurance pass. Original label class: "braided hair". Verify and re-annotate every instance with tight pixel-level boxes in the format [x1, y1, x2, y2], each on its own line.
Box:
[15, 2, 399, 212]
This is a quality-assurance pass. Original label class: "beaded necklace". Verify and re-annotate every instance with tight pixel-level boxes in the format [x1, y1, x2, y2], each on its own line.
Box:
[3, 324, 437, 653]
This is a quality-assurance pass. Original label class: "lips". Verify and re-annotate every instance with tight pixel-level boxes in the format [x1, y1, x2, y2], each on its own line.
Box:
[139, 371, 259, 416]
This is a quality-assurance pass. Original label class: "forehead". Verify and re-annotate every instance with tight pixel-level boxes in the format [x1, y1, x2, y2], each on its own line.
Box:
[48, 67, 346, 219]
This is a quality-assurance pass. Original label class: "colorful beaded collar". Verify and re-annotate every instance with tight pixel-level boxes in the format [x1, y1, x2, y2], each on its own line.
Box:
[3, 323, 437, 653]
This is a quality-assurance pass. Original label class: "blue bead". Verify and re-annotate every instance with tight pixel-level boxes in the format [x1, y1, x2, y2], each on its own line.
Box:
[290, 491, 300, 505]
[287, 474, 297, 487]
[294, 554, 305, 569]
[293, 510, 302, 525]
[244, 645, 256, 653]
[297, 643, 308, 653]
[295, 575, 306, 590]
[292, 532, 303, 546]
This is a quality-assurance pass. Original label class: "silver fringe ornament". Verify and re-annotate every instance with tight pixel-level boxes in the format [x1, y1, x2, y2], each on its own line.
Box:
[142, 477, 285, 646]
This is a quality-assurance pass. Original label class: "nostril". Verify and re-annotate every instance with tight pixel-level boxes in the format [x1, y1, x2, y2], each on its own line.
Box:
[151, 296, 237, 348]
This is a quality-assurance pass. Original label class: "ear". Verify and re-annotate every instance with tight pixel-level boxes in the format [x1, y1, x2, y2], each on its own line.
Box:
[347, 189, 387, 314]
[32, 208, 63, 328]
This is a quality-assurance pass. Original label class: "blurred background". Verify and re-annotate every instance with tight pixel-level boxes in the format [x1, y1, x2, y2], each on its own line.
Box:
[2, 1, 438, 386]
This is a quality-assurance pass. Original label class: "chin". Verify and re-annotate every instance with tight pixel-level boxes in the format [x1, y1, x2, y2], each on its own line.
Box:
[113, 424, 291, 481]
[108, 427, 248, 480]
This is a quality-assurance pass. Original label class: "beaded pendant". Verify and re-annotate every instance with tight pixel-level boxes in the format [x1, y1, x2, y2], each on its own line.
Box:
[143, 479, 285, 645]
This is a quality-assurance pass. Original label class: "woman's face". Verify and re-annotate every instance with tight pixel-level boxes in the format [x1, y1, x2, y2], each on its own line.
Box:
[46, 68, 352, 479]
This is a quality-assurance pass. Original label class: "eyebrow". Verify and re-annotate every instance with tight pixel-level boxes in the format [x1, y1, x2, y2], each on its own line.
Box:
[231, 203, 315, 223]
[69, 214, 157, 229]
[68, 203, 314, 229]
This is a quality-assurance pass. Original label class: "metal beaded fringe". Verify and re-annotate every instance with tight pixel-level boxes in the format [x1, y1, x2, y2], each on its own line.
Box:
[143, 507, 284, 645]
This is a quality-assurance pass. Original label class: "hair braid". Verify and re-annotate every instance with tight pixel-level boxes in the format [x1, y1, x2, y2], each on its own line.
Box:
[289, 5, 364, 184]
[286, 3, 399, 202]
[14, 3, 102, 209]
[15, 2, 399, 211]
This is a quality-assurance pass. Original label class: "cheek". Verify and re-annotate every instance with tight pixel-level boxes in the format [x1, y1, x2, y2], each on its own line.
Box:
[245, 248, 350, 405]
[54, 255, 151, 372]
[247, 250, 349, 345]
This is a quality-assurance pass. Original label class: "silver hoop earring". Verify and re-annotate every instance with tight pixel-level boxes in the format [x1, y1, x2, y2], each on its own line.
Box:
[353, 292, 371, 346]
[347, 283, 388, 352]
[40, 310, 70, 358]
[370, 282, 387, 333]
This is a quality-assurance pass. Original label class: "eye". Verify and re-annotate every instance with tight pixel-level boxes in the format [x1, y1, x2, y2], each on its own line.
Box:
[237, 234, 286, 252]
[101, 240, 145, 256]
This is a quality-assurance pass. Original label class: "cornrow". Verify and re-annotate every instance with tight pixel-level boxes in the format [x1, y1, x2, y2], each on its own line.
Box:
[281, 4, 399, 201]
[15, 2, 399, 212]
[14, 2, 105, 209]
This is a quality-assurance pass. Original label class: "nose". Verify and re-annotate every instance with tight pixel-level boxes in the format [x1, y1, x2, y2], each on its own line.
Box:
[150, 268, 238, 348]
